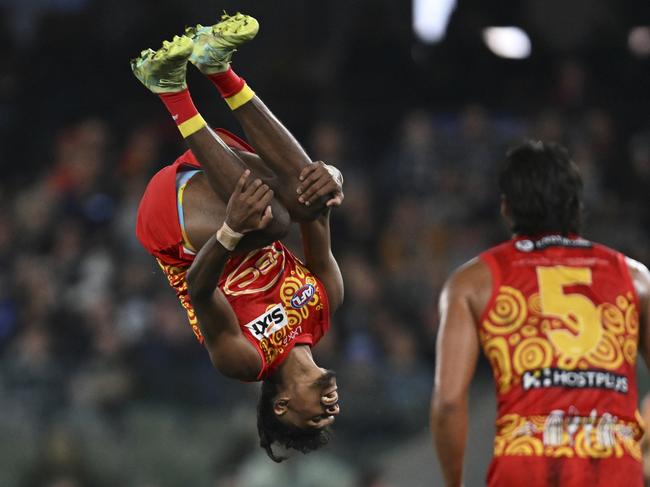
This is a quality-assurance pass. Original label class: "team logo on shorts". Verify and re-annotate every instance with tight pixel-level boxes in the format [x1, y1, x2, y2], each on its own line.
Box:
[291, 283, 315, 309]
[244, 304, 288, 341]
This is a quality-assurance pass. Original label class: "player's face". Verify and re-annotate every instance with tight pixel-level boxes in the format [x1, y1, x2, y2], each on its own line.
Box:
[279, 369, 340, 429]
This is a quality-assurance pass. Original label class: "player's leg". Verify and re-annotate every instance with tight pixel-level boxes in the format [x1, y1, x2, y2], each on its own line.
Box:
[187, 15, 324, 220]
[131, 35, 259, 202]
[130, 35, 289, 250]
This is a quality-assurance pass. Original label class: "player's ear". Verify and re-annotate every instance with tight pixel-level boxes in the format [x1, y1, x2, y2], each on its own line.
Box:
[273, 397, 289, 416]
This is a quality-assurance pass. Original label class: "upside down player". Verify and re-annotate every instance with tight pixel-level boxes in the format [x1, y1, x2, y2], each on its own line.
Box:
[131, 14, 344, 461]
[431, 141, 650, 486]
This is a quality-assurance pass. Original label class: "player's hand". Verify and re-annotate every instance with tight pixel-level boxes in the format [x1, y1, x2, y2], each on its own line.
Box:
[296, 161, 344, 208]
[225, 170, 274, 234]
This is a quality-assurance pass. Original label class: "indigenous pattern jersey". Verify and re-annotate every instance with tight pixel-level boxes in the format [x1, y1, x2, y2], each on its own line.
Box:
[479, 235, 643, 487]
[157, 241, 330, 381]
[135, 129, 330, 380]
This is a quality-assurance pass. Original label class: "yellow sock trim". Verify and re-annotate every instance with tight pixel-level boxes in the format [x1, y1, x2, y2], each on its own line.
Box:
[178, 113, 207, 138]
[225, 84, 255, 110]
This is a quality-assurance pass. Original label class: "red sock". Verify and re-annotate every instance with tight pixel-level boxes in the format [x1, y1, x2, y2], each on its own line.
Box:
[159, 89, 199, 124]
[207, 67, 246, 98]
[158, 89, 206, 138]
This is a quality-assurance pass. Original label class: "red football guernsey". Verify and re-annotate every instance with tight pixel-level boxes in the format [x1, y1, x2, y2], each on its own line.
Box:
[136, 130, 330, 380]
[479, 234, 643, 487]
[136, 128, 255, 268]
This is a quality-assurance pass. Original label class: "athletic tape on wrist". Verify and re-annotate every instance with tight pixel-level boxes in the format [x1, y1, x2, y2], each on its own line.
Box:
[216, 222, 244, 251]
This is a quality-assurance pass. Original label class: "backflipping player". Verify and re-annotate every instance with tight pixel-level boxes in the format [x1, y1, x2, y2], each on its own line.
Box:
[131, 14, 344, 462]
[431, 141, 650, 486]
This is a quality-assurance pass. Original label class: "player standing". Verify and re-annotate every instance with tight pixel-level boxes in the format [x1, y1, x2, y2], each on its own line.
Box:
[431, 141, 650, 486]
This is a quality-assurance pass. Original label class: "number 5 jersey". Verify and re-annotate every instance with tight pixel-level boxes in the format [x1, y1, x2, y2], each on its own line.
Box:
[479, 234, 643, 487]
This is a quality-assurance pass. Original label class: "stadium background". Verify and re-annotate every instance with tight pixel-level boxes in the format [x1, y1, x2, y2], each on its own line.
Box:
[1, 0, 649, 485]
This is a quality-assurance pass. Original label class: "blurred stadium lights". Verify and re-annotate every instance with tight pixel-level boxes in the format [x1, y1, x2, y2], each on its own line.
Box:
[413, 0, 457, 44]
[482, 27, 532, 59]
[629, 27, 650, 58]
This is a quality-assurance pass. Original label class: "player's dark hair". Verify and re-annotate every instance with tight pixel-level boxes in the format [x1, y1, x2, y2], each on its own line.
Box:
[257, 379, 331, 463]
[499, 140, 583, 236]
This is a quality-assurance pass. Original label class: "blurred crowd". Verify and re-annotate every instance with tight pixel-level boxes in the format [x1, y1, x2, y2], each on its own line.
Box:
[1, 1, 650, 486]
[2, 97, 650, 487]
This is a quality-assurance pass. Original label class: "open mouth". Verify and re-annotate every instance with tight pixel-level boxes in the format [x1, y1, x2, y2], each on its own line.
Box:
[325, 403, 340, 415]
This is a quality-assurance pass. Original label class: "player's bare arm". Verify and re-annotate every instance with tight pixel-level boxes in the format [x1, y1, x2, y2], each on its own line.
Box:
[627, 257, 650, 368]
[232, 99, 331, 222]
[431, 258, 491, 487]
[186, 170, 274, 380]
[296, 162, 345, 312]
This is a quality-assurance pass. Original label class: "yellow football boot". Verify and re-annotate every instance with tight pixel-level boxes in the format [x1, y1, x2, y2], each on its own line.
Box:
[130, 35, 194, 93]
[186, 12, 259, 75]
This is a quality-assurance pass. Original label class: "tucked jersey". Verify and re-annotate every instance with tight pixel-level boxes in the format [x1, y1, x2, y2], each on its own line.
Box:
[135, 129, 330, 380]
[479, 234, 643, 487]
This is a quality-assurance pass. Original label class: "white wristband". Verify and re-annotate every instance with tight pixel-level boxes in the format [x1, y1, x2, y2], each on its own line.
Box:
[216, 222, 244, 251]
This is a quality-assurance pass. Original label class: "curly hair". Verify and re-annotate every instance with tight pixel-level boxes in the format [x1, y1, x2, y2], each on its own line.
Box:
[499, 140, 583, 236]
[256, 379, 331, 463]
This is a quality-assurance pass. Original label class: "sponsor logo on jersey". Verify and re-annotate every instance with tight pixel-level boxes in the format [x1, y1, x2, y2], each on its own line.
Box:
[515, 239, 535, 252]
[522, 367, 628, 394]
[283, 326, 303, 346]
[291, 283, 315, 309]
[222, 245, 285, 297]
[515, 235, 592, 253]
[541, 409, 619, 447]
[244, 304, 288, 341]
